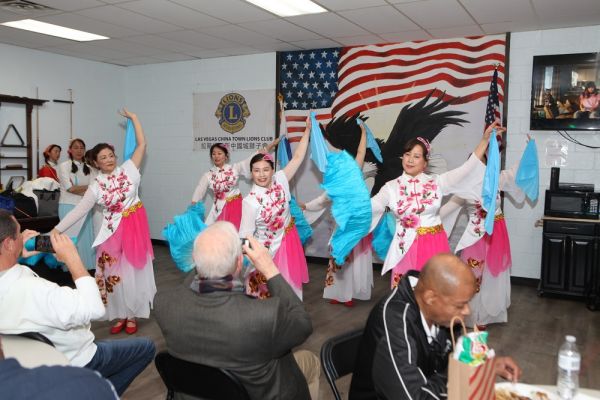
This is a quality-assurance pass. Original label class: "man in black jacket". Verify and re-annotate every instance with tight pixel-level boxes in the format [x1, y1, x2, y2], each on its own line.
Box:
[349, 253, 520, 400]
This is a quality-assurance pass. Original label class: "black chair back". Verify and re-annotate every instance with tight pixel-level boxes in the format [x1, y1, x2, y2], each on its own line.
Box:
[17, 332, 55, 347]
[154, 351, 251, 400]
[320, 328, 363, 400]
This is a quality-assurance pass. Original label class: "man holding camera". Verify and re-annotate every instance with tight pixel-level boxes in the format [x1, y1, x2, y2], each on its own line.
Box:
[154, 221, 320, 400]
[0, 210, 154, 396]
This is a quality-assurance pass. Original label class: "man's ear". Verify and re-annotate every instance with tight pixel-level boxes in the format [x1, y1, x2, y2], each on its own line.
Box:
[423, 288, 437, 306]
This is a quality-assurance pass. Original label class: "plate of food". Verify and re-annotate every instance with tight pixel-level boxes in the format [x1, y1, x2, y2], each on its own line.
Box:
[495, 383, 557, 400]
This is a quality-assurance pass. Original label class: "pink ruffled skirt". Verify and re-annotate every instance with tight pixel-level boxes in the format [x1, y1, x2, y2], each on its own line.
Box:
[246, 225, 308, 299]
[460, 217, 511, 278]
[216, 195, 242, 231]
[390, 229, 450, 287]
[95, 204, 156, 320]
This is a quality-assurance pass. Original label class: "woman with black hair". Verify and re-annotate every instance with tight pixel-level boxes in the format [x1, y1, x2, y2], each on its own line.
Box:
[239, 118, 311, 300]
[57, 138, 96, 270]
[38, 144, 61, 181]
[192, 140, 279, 230]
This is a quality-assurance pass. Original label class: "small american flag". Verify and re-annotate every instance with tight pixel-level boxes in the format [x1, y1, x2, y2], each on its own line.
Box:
[278, 35, 505, 141]
[485, 67, 501, 127]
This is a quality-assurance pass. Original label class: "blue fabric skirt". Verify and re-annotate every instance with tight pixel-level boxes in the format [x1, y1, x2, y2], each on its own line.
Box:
[59, 203, 96, 270]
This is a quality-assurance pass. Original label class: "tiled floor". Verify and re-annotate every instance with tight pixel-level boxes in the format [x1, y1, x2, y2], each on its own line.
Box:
[91, 245, 600, 399]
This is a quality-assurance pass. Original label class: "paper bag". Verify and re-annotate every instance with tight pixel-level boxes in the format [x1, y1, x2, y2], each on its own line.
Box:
[447, 317, 496, 400]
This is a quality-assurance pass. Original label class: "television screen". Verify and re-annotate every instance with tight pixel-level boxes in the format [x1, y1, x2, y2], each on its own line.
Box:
[530, 52, 600, 131]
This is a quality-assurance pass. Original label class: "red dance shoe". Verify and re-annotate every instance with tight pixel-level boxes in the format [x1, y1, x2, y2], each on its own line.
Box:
[110, 319, 126, 335]
[125, 319, 137, 335]
[343, 301, 354, 308]
[329, 299, 340, 305]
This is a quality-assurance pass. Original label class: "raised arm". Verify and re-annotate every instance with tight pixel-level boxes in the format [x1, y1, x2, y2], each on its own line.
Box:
[120, 108, 146, 169]
[53, 188, 96, 233]
[473, 120, 505, 161]
[355, 122, 367, 169]
[262, 137, 281, 154]
[282, 117, 310, 181]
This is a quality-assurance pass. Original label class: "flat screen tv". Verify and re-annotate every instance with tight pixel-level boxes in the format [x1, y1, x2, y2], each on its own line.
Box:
[530, 52, 600, 131]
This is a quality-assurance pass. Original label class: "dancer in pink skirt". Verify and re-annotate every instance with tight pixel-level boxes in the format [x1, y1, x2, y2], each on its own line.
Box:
[54, 109, 154, 335]
[371, 122, 504, 287]
[239, 117, 311, 300]
[192, 139, 280, 230]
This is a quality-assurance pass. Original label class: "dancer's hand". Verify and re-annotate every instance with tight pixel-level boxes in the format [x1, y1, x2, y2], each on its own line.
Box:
[119, 108, 137, 120]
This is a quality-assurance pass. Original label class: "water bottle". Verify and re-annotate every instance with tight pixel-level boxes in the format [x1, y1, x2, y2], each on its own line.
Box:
[557, 335, 580, 399]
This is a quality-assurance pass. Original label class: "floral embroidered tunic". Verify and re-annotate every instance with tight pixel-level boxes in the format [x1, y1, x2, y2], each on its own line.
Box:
[239, 171, 291, 256]
[371, 154, 486, 275]
[441, 164, 524, 252]
[191, 156, 252, 224]
[55, 160, 142, 247]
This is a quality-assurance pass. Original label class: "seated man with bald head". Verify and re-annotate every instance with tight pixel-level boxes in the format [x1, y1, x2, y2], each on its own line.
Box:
[349, 253, 520, 400]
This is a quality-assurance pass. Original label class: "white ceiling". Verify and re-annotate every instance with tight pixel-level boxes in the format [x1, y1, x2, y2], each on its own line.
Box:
[0, 0, 599, 66]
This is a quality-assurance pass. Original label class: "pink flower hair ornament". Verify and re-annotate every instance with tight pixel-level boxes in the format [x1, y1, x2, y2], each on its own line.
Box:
[416, 137, 431, 154]
[262, 153, 274, 162]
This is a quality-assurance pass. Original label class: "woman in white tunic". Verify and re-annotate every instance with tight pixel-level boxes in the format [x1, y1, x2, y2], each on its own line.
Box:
[239, 118, 311, 300]
[57, 138, 96, 270]
[191, 140, 279, 230]
[54, 109, 155, 335]
[371, 122, 503, 287]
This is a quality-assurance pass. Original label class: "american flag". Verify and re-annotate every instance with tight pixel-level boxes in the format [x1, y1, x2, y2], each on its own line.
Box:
[484, 67, 501, 127]
[279, 35, 505, 140]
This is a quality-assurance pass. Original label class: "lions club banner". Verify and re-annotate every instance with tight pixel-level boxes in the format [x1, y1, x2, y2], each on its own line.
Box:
[193, 89, 275, 152]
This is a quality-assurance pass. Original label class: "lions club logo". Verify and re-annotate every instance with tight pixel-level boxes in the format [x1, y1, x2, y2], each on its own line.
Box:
[215, 93, 250, 134]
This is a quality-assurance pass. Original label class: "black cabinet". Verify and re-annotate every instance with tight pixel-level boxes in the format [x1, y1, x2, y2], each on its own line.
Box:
[539, 219, 599, 302]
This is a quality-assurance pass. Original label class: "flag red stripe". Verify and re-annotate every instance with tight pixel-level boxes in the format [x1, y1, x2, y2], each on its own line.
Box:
[338, 39, 506, 70]
[338, 52, 505, 84]
[337, 89, 503, 117]
[337, 63, 504, 96]
[333, 73, 504, 116]
[286, 114, 331, 122]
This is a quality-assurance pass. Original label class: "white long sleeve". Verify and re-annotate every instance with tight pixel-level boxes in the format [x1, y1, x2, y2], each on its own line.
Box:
[57, 162, 73, 191]
[191, 172, 209, 203]
[439, 153, 485, 199]
[239, 198, 257, 239]
[55, 188, 97, 233]
[304, 192, 330, 212]
[370, 183, 392, 231]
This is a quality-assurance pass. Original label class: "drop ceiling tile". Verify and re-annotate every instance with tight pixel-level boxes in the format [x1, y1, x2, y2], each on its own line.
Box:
[481, 22, 539, 35]
[38, 12, 141, 37]
[313, 0, 388, 11]
[76, 5, 181, 33]
[196, 24, 282, 45]
[532, 0, 600, 18]
[394, 0, 475, 29]
[182, 49, 230, 58]
[239, 19, 322, 42]
[34, 0, 106, 11]
[332, 34, 385, 46]
[220, 47, 263, 56]
[47, 41, 137, 59]
[94, 38, 168, 56]
[378, 30, 432, 43]
[170, 0, 274, 23]
[159, 30, 240, 49]
[460, 0, 537, 25]
[250, 41, 303, 52]
[151, 52, 198, 62]
[289, 38, 342, 49]
[285, 12, 369, 37]
[42, 45, 115, 62]
[110, 55, 166, 65]
[123, 34, 207, 53]
[338, 5, 419, 34]
[117, 0, 226, 29]
[427, 24, 484, 38]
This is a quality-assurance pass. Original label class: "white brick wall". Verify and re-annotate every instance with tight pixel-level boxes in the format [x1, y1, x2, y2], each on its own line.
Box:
[505, 25, 600, 278]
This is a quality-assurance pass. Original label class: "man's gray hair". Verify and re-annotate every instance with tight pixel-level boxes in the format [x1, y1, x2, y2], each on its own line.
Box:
[192, 221, 241, 278]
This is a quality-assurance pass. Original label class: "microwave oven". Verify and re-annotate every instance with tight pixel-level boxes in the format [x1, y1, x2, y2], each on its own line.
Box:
[544, 190, 600, 219]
